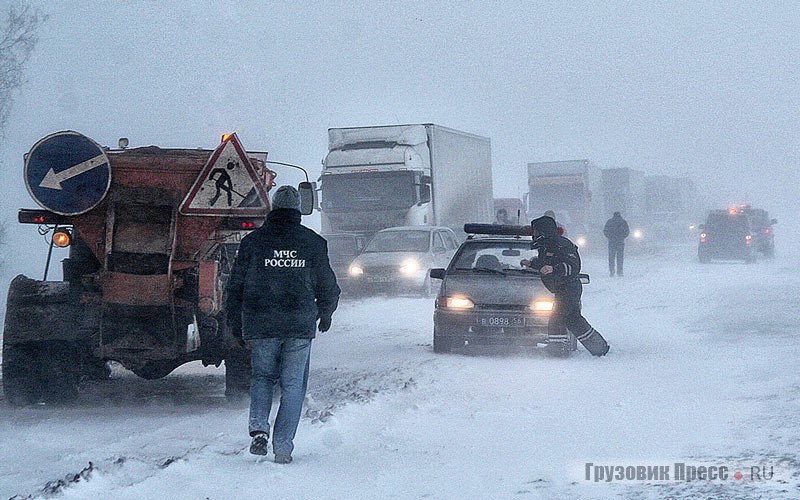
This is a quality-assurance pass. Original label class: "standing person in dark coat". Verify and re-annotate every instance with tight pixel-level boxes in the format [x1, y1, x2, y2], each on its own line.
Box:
[522, 215, 610, 357]
[226, 185, 340, 464]
[603, 211, 630, 277]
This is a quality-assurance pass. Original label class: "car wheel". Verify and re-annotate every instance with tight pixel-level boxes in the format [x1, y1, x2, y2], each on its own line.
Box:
[433, 326, 452, 354]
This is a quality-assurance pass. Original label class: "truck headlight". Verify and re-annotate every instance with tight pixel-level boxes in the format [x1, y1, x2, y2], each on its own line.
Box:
[633, 229, 643, 239]
[349, 264, 364, 276]
[399, 259, 420, 275]
[575, 236, 587, 248]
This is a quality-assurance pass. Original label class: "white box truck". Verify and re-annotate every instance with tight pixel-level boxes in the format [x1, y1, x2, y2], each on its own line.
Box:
[526, 159, 603, 251]
[320, 124, 493, 239]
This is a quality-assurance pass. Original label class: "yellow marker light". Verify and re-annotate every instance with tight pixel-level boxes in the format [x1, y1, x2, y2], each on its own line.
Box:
[52, 230, 72, 248]
[399, 259, 420, 275]
[446, 296, 474, 309]
[531, 299, 554, 313]
[349, 265, 364, 277]
[221, 133, 232, 142]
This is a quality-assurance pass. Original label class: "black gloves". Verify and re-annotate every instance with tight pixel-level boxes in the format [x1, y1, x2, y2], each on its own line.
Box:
[318, 315, 332, 333]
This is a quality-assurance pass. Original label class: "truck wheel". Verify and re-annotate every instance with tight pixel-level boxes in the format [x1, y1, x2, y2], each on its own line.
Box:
[224, 346, 251, 399]
[2, 343, 42, 406]
[3, 341, 79, 405]
[38, 341, 79, 404]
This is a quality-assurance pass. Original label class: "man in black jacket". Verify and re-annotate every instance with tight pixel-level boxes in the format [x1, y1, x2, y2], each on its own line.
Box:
[603, 211, 630, 277]
[226, 185, 340, 463]
[527, 215, 609, 357]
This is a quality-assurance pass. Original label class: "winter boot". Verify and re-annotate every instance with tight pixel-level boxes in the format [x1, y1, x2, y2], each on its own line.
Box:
[249, 433, 268, 456]
[577, 328, 610, 357]
[274, 454, 293, 464]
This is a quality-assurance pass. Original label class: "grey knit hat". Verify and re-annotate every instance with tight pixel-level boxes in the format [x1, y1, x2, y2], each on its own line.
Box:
[271, 185, 301, 210]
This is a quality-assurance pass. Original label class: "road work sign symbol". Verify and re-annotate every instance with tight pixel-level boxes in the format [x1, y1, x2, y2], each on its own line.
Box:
[24, 131, 112, 216]
[180, 133, 270, 216]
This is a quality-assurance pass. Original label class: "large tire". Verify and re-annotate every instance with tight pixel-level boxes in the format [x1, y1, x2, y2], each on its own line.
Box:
[2, 341, 79, 406]
[224, 346, 251, 399]
[2, 343, 42, 406]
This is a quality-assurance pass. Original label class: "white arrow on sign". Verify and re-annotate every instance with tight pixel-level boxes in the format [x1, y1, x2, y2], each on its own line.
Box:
[39, 154, 108, 190]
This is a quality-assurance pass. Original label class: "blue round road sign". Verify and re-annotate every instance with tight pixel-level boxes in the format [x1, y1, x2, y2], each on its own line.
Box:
[24, 131, 111, 216]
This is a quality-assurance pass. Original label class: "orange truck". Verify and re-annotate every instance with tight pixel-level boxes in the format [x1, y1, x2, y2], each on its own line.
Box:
[3, 131, 314, 405]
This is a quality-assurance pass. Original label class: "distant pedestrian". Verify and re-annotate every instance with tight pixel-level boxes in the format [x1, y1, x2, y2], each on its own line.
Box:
[523, 215, 610, 356]
[603, 212, 630, 277]
[226, 185, 341, 464]
[494, 208, 513, 225]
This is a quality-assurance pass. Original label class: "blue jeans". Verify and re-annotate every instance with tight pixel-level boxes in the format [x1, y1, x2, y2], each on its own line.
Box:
[248, 337, 311, 457]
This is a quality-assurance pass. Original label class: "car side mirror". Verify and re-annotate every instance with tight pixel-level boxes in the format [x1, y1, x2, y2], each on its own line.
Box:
[579, 273, 590, 285]
[298, 181, 317, 215]
[430, 268, 446, 280]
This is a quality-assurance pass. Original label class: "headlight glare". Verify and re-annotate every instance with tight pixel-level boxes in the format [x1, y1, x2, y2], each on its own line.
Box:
[531, 299, 554, 313]
[349, 265, 364, 276]
[446, 296, 474, 309]
[399, 259, 420, 275]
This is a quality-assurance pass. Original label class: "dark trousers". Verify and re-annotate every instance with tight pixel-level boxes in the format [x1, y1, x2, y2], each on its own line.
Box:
[549, 285, 609, 356]
[608, 240, 625, 275]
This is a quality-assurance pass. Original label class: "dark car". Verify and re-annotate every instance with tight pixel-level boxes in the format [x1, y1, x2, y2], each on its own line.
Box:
[430, 226, 578, 355]
[738, 205, 777, 258]
[324, 233, 368, 292]
[698, 209, 756, 263]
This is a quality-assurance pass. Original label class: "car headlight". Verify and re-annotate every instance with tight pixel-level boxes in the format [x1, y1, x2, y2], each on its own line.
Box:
[530, 299, 554, 313]
[399, 259, 420, 275]
[575, 236, 587, 247]
[437, 295, 475, 309]
[633, 229, 643, 239]
[349, 264, 364, 277]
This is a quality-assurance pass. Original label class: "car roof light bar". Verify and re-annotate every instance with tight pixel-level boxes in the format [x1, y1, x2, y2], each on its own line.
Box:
[464, 223, 532, 236]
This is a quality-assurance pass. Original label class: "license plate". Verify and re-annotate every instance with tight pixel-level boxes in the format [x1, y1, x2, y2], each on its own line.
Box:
[366, 276, 394, 283]
[476, 316, 525, 327]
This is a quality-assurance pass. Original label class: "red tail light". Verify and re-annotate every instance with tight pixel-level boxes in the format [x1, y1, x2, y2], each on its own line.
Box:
[745, 235, 752, 245]
[764, 228, 771, 234]
[699, 232, 707, 243]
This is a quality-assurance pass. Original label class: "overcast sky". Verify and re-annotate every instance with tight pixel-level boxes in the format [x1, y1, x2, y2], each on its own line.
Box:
[1, 0, 798, 273]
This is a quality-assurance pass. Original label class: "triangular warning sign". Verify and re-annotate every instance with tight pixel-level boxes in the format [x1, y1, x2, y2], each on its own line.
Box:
[180, 133, 270, 216]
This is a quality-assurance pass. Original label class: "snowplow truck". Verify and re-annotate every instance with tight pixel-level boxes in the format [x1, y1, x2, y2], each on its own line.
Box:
[3, 131, 314, 406]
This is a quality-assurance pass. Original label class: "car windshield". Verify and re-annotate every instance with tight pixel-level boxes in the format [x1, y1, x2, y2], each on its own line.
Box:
[364, 230, 430, 253]
[452, 241, 539, 271]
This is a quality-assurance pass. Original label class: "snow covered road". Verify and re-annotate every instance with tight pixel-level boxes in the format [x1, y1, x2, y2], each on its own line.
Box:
[2, 245, 800, 499]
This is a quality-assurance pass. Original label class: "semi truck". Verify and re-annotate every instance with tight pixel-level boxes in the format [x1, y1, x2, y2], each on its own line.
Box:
[2, 131, 314, 405]
[525, 160, 603, 251]
[319, 124, 494, 239]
